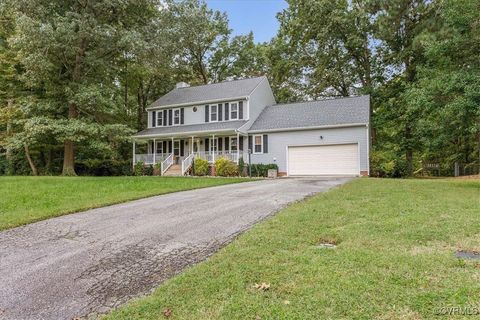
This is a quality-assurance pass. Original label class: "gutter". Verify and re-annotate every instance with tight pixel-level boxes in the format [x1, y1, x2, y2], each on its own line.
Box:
[146, 96, 250, 111]
[132, 127, 241, 139]
[247, 123, 368, 134]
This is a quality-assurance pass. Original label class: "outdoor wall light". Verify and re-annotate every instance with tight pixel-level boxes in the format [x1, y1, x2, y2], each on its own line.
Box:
[320, 135, 324, 140]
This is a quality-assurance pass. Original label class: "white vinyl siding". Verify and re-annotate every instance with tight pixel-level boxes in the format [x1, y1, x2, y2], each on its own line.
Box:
[288, 144, 359, 176]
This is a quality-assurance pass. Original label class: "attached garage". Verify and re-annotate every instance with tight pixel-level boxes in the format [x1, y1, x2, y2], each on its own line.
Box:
[287, 143, 360, 176]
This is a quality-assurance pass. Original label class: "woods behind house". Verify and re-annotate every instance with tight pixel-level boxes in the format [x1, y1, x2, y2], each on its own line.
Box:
[0, 0, 478, 177]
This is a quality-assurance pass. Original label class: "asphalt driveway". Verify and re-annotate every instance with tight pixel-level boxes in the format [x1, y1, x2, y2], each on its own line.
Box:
[0, 177, 351, 319]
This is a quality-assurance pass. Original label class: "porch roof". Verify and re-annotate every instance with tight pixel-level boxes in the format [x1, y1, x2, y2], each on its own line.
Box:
[133, 120, 247, 139]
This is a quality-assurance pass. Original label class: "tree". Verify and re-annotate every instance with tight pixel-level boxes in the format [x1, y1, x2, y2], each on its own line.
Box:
[168, 0, 230, 84]
[11, 0, 158, 175]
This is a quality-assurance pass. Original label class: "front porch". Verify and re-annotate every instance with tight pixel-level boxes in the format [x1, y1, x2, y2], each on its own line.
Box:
[132, 133, 248, 176]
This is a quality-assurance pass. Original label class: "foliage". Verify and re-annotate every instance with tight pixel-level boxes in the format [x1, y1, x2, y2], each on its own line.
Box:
[194, 157, 209, 176]
[134, 161, 145, 176]
[238, 157, 246, 176]
[248, 163, 278, 177]
[214, 157, 238, 177]
[75, 160, 132, 176]
[370, 150, 409, 178]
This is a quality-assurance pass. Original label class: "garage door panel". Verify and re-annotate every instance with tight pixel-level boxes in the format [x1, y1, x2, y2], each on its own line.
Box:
[288, 144, 359, 176]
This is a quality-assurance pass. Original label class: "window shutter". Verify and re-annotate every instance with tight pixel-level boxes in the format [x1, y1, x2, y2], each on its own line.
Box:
[263, 135, 268, 153]
[239, 101, 244, 119]
[163, 141, 167, 154]
[180, 108, 185, 124]
[248, 135, 252, 152]
[225, 137, 229, 151]
[205, 105, 209, 122]
[205, 138, 209, 151]
[224, 103, 229, 120]
[163, 110, 167, 126]
[168, 140, 172, 153]
[239, 136, 244, 151]
[218, 103, 223, 121]
[168, 109, 172, 126]
[152, 112, 156, 127]
[218, 137, 223, 151]
[180, 140, 184, 156]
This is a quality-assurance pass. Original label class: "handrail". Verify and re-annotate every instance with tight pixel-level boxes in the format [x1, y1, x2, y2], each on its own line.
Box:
[161, 154, 174, 175]
[181, 153, 194, 176]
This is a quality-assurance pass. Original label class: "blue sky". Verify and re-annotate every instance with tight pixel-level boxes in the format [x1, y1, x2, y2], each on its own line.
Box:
[206, 0, 288, 43]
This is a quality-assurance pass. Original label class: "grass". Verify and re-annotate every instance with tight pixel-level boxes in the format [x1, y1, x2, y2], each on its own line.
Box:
[106, 178, 480, 319]
[0, 176, 251, 231]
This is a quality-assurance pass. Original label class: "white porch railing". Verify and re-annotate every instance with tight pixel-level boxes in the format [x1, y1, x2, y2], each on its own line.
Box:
[134, 153, 169, 165]
[161, 154, 174, 175]
[182, 153, 194, 176]
[193, 151, 246, 163]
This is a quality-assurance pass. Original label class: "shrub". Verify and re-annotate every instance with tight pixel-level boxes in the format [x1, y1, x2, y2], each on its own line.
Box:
[248, 163, 278, 177]
[133, 161, 145, 176]
[153, 162, 162, 176]
[194, 157, 209, 176]
[143, 165, 154, 176]
[75, 159, 132, 176]
[370, 150, 409, 178]
[238, 157, 247, 176]
[215, 157, 239, 177]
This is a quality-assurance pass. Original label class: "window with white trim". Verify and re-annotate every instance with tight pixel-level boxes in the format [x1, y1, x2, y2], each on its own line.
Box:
[254, 135, 263, 154]
[173, 108, 180, 125]
[230, 102, 238, 120]
[156, 141, 163, 154]
[210, 104, 218, 122]
[156, 111, 163, 127]
[230, 137, 238, 152]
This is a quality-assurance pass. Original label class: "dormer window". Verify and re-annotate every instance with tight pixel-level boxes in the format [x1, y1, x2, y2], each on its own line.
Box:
[230, 102, 238, 120]
[173, 108, 180, 125]
[210, 105, 218, 122]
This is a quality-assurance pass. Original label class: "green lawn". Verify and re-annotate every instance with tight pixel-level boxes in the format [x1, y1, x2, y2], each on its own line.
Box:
[0, 176, 250, 231]
[106, 178, 480, 319]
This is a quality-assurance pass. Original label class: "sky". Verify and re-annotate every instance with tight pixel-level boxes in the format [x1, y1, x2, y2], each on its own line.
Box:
[206, 0, 288, 43]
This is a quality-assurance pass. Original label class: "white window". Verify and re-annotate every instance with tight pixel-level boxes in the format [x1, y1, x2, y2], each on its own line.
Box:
[230, 137, 238, 152]
[156, 141, 163, 154]
[210, 138, 218, 152]
[156, 111, 163, 127]
[210, 105, 218, 122]
[230, 102, 238, 120]
[173, 108, 180, 125]
[254, 135, 263, 154]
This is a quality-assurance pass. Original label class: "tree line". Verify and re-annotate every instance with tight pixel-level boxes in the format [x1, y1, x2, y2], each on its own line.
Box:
[0, 0, 478, 177]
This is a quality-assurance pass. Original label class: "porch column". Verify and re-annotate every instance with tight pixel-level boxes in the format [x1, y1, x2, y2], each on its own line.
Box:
[191, 136, 194, 154]
[212, 134, 215, 162]
[236, 132, 240, 164]
[132, 140, 136, 168]
[171, 137, 174, 155]
[153, 138, 156, 164]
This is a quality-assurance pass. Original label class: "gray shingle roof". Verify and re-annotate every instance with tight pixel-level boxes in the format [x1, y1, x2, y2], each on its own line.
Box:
[149, 76, 266, 108]
[248, 95, 370, 132]
[133, 120, 248, 138]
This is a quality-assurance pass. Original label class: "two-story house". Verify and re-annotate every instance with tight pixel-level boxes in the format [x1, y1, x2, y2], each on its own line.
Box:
[132, 76, 370, 176]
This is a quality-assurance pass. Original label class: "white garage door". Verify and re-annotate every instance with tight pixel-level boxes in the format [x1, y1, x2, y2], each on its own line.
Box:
[288, 144, 359, 176]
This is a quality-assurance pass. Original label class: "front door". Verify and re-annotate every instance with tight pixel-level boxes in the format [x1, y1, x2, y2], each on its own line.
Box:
[173, 140, 180, 163]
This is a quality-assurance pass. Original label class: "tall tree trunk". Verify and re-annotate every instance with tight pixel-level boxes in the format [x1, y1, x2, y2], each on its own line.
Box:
[137, 81, 145, 130]
[62, 103, 78, 176]
[24, 144, 38, 176]
[5, 99, 14, 175]
[405, 123, 413, 176]
[62, 37, 87, 176]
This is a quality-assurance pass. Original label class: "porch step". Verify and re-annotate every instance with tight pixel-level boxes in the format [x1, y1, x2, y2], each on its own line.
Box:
[163, 164, 183, 176]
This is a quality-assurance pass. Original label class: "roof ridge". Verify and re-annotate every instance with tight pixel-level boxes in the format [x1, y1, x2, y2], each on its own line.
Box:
[269, 95, 369, 107]
[175, 76, 266, 90]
